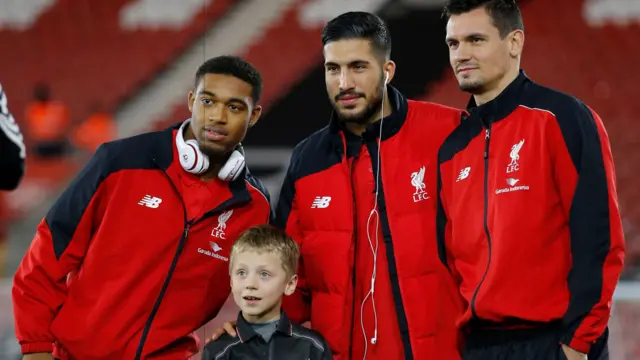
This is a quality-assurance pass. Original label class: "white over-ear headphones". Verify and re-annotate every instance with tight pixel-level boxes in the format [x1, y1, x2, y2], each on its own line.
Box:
[175, 119, 245, 181]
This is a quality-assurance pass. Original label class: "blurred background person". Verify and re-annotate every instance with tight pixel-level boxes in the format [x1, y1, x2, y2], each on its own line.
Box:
[0, 0, 638, 359]
[71, 101, 116, 156]
[24, 83, 70, 159]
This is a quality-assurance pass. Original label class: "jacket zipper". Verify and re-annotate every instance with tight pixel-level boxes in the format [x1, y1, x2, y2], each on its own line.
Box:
[268, 333, 275, 360]
[134, 169, 191, 360]
[470, 127, 493, 318]
[347, 145, 360, 359]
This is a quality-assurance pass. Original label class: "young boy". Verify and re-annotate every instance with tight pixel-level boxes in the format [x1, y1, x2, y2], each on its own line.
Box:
[203, 225, 333, 360]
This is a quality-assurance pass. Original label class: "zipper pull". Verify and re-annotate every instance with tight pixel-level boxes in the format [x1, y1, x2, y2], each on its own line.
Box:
[484, 129, 491, 159]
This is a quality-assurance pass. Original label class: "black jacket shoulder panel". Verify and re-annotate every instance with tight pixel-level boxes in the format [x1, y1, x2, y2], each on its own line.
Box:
[290, 322, 328, 352]
[245, 170, 271, 201]
[519, 81, 598, 174]
[100, 127, 175, 172]
[202, 334, 242, 360]
[438, 115, 484, 165]
[288, 125, 344, 182]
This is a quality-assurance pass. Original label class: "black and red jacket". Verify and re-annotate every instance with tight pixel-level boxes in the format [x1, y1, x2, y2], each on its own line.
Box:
[274, 86, 464, 360]
[436, 71, 625, 353]
[203, 310, 333, 360]
[0, 83, 25, 190]
[12, 123, 271, 359]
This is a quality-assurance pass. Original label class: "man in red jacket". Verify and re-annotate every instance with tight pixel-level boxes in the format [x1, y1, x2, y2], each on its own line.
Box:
[212, 11, 464, 360]
[12, 55, 272, 360]
[275, 12, 463, 360]
[437, 1, 625, 360]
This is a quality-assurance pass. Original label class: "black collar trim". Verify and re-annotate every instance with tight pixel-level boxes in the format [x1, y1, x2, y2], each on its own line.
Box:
[466, 70, 530, 123]
[235, 310, 292, 343]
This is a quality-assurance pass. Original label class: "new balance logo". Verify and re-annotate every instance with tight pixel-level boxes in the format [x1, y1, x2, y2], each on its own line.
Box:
[138, 195, 162, 208]
[311, 196, 331, 208]
[456, 167, 471, 182]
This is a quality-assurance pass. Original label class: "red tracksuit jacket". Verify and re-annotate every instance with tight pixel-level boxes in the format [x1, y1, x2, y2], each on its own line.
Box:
[436, 71, 625, 353]
[12, 124, 271, 359]
[274, 86, 464, 360]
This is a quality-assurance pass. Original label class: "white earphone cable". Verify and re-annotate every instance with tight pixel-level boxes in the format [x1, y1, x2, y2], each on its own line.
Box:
[360, 72, 387, 360]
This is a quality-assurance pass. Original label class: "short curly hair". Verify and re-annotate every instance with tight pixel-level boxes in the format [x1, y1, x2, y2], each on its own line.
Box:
[195, 55, 263, 103]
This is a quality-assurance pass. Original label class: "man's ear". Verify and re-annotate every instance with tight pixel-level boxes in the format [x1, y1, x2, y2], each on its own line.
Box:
[188, 90, 195, 112]
[248, 105, 262, 128]
[284, 274, 298, 296]
[509, 30, 525, 58]
[383, 60, 396, 84]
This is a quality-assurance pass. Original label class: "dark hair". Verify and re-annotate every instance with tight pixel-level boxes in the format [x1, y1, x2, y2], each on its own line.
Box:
[443, 0, 524, 38]
[33, 82, 51, 102]
[321, 11, 391, 60]
[195, 55, 263, 103]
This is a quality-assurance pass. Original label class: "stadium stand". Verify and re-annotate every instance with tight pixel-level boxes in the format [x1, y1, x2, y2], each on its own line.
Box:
[0, 0, 240, 225]
[0, 0, 239, 126]
[151, 0, 325, 131]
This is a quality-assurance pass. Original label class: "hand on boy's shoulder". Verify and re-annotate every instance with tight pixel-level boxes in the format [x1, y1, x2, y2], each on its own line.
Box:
[208, 320, 237, 343]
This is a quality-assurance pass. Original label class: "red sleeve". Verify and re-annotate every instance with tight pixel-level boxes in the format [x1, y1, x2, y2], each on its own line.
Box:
[12, 145, 110, 354]
[551, 102, 625, 353]
[273, 153, 311, 323]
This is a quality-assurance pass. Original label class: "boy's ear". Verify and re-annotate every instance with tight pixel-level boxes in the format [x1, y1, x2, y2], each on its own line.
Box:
[284, 274, 298, 296]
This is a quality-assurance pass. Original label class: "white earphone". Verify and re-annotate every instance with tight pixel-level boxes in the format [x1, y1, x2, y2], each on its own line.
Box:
[359, 69, 389, 358]
[175, 119, 245, 181]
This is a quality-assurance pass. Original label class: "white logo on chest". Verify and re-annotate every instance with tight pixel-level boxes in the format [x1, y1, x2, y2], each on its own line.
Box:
[197, 241, 229, 262]
[496, 139, 530, 195]
[507, 139, 524, 173]
[211, 210, 233, 239]
[411, 166, 430, 202]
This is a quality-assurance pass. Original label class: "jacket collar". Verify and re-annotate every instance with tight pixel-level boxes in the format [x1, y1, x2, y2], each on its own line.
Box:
[329, 85, 409, 142]
[151, 122, 253, 214]
[236, 310, 293, 343]
[466, 70, 530, 123]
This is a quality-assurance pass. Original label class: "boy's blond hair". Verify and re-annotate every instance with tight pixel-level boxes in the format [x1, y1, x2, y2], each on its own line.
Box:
[230, 225, 299, 279]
